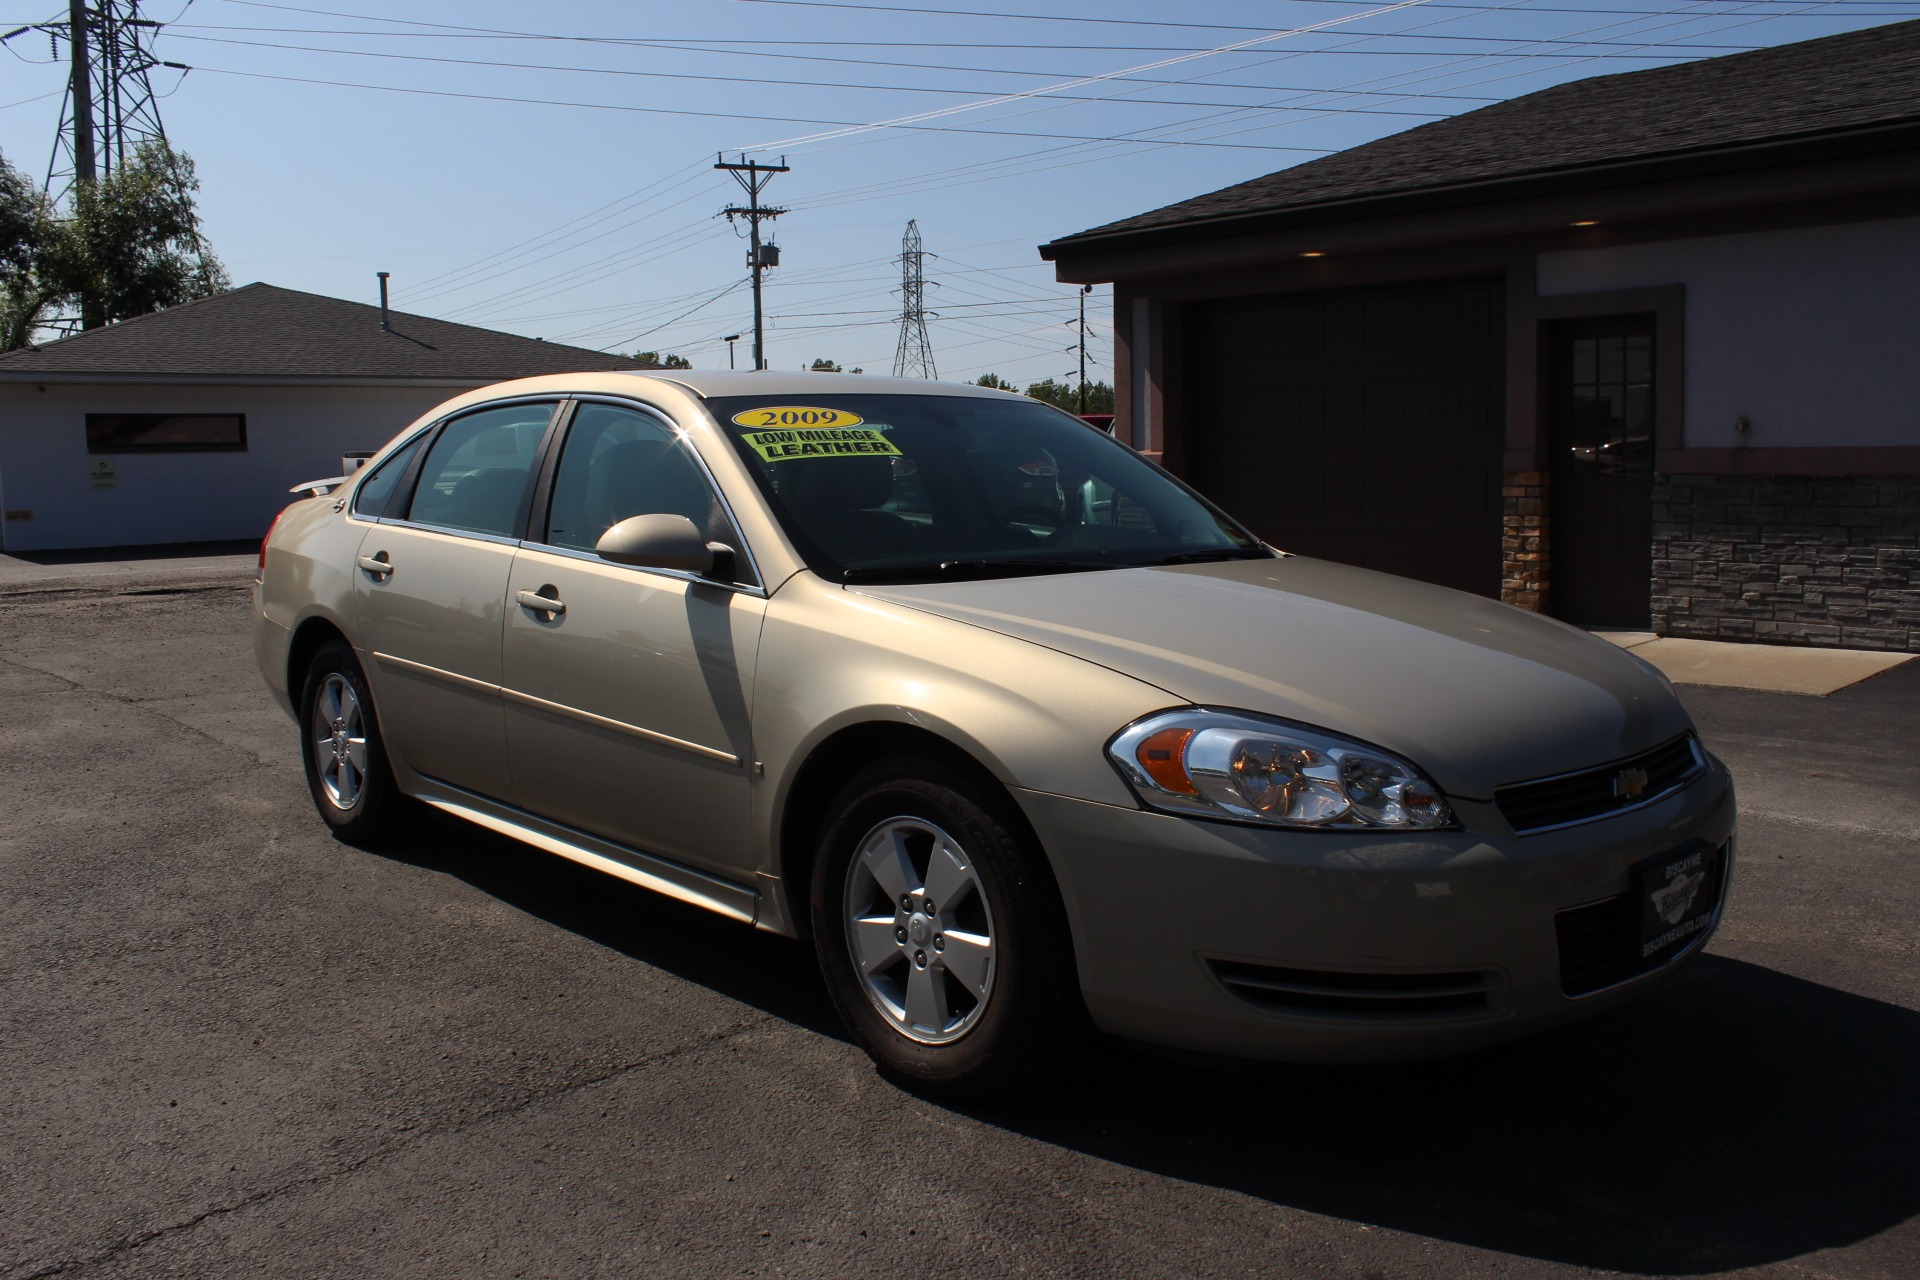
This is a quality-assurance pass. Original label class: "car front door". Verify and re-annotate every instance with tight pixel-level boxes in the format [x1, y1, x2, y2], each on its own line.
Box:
[353, 400, 559, 803]
[500, 400, 765, 878]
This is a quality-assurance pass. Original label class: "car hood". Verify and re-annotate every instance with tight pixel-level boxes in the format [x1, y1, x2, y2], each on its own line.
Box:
[851, 557, 1691, 799]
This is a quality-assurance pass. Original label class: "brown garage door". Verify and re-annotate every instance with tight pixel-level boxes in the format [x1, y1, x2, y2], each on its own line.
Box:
[1182, 276, 1507, 597]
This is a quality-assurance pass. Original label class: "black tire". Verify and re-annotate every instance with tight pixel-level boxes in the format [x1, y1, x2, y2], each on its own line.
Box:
[810, 755, 1091, 1098]
[298, 640, 407, 843]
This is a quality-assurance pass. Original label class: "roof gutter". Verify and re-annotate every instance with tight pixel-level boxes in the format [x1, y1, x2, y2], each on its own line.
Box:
[1040, 116, 1920, 262]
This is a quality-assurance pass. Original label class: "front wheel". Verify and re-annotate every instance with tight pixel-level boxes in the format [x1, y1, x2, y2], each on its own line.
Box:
[299, 640, 407, 843]
[811, 757, 1090, 1098]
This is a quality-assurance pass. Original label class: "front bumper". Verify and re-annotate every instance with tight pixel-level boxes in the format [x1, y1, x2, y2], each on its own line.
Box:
[1015, 754, 1735, 1063]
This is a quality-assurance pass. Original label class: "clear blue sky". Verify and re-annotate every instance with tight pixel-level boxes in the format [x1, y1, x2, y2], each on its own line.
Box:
[2, 0, 1909, 384]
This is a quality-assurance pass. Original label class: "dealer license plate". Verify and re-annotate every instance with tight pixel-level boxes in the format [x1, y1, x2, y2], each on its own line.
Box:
[1634, 841, 1722, 964]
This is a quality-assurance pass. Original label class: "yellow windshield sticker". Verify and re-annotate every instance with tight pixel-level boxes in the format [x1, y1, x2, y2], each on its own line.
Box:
[729, 405, 865, 429]
[741, 426, 901, 463]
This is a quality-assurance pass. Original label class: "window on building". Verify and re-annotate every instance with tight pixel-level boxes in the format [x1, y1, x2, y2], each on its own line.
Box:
[86, 413, 247, 453]
[1556, 323, 1654, 476]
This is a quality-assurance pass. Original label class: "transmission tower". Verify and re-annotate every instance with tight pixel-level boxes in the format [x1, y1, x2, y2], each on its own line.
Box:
[892, 220, 937, 380]
[19, 2, 185, 204]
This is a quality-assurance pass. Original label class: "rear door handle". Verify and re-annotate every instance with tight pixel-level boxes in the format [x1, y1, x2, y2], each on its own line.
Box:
[516, 588, 566, 617]
[357, 553, 392, 578]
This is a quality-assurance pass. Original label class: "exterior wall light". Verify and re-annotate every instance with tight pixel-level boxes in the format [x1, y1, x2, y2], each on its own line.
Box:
[1300, 251, 1325, 258]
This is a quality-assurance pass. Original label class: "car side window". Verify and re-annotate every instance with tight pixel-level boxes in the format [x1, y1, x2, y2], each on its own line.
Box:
[350, 433, 425, 518]
[544, 403, 752, 583]
[405, 403, 555, 538]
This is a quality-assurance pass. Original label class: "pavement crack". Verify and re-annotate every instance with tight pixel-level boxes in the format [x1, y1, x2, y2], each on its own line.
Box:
[0, 655, 80, 692]
[0, 656, 273, 768]
[8, 1014, 779, 1280]
[1740, 806, 1918, 843]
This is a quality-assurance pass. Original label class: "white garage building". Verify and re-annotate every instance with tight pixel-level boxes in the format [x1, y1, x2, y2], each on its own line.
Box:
[0, 283, 644, 552]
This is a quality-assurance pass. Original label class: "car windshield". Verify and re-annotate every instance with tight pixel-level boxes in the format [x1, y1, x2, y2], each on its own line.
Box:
[706, 393, 1267, 582]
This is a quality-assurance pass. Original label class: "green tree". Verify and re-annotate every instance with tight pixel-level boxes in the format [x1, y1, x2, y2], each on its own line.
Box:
[1025, 377, 1115, 414]
[809, 357, 842, 372]
[973, 372, 1018, 391]
[46, 142, 228, 332]
[633, 351, 692, 368]
[2, 142, 226, 349]
[0, 152, 58, 352]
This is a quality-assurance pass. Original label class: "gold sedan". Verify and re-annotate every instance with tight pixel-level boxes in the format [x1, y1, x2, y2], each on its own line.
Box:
[257, 372, 1734, 1096]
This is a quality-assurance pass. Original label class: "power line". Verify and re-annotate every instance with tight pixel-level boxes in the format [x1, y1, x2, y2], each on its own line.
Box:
[611, 278, 748, 353]
[158, 31, 1467, 117]
[179, 64, 1334, 151]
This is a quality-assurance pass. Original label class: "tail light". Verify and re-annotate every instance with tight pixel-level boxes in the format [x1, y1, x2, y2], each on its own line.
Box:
[258, 508, 286, 581]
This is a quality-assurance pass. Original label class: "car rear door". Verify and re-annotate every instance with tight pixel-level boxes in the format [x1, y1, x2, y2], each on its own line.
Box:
[353, 399, 561, 803]
[499, 399, 765, 878]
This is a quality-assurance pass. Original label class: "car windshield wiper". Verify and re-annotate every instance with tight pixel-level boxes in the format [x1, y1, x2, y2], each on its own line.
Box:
[842, 559, 1115, 584]
[1143, 547, 1273, 567]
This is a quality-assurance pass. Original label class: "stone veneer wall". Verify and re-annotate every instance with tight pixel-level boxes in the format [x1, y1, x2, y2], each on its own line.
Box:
[1651, 475, 1920, 652]
[1501, 471, 1550, 613]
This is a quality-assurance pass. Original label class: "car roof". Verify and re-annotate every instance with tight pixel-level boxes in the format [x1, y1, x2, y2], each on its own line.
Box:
[570, 370, 1024, 400]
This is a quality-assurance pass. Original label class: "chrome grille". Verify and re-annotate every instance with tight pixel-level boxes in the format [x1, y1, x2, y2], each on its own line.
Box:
[1496, 735, 1704, 835]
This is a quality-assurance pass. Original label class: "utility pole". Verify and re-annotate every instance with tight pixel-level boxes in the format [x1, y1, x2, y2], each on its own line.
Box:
[1076, 284, 1092, 414]
[892, 220, 937, 379]
[724, 334, 741, 370]
[715, 154, 788, 372]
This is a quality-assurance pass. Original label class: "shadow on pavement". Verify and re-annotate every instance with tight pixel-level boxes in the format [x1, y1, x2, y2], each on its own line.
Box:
[3, 538, 259, 566]
[973, 954, 1917, 1275]
[367, 806, 845, 1042]
[364, 811, 1915, 1275]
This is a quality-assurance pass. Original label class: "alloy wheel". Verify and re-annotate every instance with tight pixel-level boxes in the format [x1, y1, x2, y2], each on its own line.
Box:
[312, 672, 369, 811]
[842, 816, 997, 1044]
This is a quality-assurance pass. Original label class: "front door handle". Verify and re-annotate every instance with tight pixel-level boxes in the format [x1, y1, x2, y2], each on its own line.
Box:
[516, 587, 566, 617]
[357, 552, 393, 578]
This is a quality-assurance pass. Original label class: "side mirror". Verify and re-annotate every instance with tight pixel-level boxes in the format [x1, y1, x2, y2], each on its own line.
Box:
[595, 514, 737, 582]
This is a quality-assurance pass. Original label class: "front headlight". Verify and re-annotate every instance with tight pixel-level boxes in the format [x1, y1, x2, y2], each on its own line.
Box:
[1107, 709, 1455, 830]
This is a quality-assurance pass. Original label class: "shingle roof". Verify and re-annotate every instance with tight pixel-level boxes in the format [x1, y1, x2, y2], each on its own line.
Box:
[1045, 18, 1920, 252]
[0, 283, 648, 379]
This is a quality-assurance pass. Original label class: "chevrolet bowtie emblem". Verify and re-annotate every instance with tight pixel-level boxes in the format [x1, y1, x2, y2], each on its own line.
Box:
[1614, 766, 1651, 799]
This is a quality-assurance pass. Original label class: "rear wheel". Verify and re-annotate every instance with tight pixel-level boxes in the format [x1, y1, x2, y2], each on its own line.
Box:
[811, 756, 1089, 1097]
[299, 641, 406, 843]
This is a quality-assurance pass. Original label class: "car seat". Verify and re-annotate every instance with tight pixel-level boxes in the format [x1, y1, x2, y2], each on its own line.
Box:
[786, 456, 923, 562]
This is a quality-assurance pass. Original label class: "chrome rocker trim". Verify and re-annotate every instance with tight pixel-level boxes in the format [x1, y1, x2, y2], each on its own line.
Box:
[409, 776, 760, 925]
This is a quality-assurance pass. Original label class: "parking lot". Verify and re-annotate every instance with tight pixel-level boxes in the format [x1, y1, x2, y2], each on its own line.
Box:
[3, 570, 1916, 1280]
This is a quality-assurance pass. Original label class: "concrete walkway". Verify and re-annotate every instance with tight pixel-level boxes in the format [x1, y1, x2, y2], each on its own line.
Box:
[0, 540, 257, 592]
[1595, 630, 1914, 696]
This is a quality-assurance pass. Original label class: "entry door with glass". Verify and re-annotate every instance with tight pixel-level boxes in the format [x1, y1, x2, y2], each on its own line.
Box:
[1549, 317, 1656, 628]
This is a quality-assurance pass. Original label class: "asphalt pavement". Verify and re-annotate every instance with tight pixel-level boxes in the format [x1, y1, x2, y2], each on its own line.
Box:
[2, 570, 1915, 1279]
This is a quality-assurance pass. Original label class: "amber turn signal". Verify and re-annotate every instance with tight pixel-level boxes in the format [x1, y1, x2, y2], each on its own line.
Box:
[1136, 727, 1197, 794]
